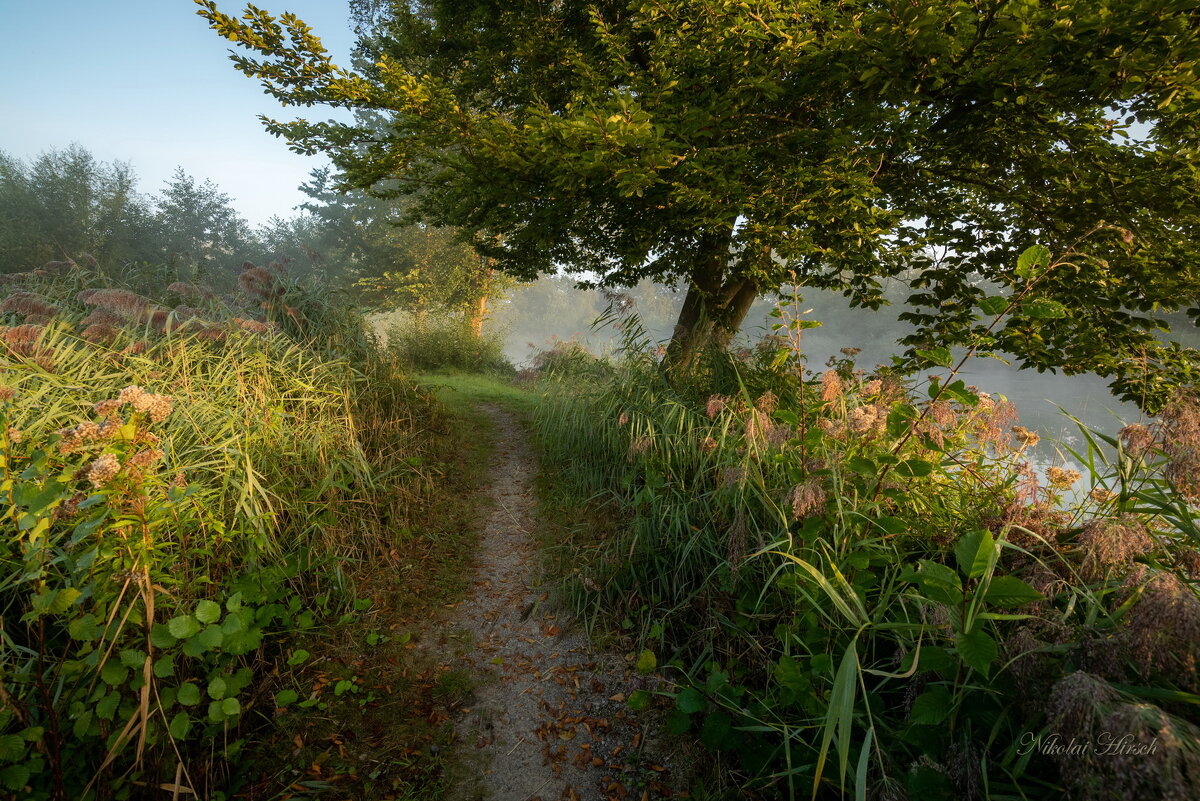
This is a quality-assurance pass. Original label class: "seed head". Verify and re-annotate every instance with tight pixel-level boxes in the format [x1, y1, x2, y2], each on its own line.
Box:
[1047, 466, 1082, 489]
[1077, 517, 1154, 581]
[1118, 423, 1157, 459]
[788, 479, 827, 519]
[1011, 425, 1041, 449]
[820, 370, 843, 402]
[705, 394, 727, 419]
[86, 453, 121, 487]
[6, 426, 23, 443]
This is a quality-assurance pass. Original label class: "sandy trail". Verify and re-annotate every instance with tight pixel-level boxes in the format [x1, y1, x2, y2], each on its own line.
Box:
[441, 404, 673, 801]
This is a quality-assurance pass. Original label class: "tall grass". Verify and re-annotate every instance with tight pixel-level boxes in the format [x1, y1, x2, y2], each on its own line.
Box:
[381, 310, 514, 375]
[0, 260, 433, 799]
[536, 299, 1200, 799]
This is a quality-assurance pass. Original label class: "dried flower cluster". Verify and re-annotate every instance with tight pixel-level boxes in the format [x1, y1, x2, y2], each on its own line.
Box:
[1011, 425, 1041, 449]
[820, 369, 844, 402]
[788, 479, 827, 519]
[1123, 571, 1200, 690]
[1159, 392, 1200, 501]
[85, 453, 120, 488]
[1077, 517, 1154, 581]
[239, 262, 285, 301]
[116, 385, 174, 422]
[1046, 466, 1082, 490]
[0, 291, 58, 320]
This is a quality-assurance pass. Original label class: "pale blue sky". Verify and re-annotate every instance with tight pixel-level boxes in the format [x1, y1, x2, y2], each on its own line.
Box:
[0, 0, 357, 226]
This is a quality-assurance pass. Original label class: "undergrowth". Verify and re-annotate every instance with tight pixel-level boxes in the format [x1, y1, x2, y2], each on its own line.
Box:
[535, 248, 1200, 800]
[0, 259, 438, 799]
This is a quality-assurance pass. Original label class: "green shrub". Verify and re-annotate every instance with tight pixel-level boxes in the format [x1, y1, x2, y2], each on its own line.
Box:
[0, 261, 431, 798]
[384, 311, 514, 375]
[537, 291, 1200, 800]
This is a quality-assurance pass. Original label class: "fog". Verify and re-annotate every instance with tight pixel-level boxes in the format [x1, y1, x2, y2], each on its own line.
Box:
[490, 276, 1198, 470]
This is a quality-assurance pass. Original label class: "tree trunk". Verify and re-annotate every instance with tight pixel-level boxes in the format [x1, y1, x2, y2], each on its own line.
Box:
[468, 263, 493, 337]
[469, 293, 488, 337]
[661, 231, 758, 374]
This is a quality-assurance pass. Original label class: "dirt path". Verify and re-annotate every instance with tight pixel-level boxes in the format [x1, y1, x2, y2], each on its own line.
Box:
[440, 404, 679, 801]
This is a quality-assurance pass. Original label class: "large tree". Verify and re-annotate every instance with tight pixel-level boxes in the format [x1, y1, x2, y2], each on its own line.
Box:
[198, 0, 1200, 404]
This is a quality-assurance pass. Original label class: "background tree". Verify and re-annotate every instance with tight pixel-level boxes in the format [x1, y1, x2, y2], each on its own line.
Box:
[156, 167, 260, 278]
[0, 145, 160, 272]
[181, 3, 1200, 403]
[298, 167, 511, 331]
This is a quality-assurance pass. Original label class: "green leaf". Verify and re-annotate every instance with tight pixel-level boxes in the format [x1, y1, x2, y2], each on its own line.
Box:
[1016, 244, 1051, 279]
[275, 689, 299, 707]
[956, 628, 998, 676]
[627, 689, 652, 711]
[197, 625, 224, 650]
[177, 682, 201, 706]
[896, 459, 933, 478]
[168, 615, 201, 639]
[0, 763, 30, 791]
[68, 614, 100, 642]
[909, 686, 952, 725]
[954, 529, 995, 580]
[100, 660, 128, 686]
[153, 654, 175, 679]
[915, 347, 953, 367]
[195, 599, 222, 624]
[665, 709, 691, 735]
[222, 697, 241, 717]
[699, 710, 732, 750]
[675, 687, 708, 714]
[636, 649, 656, 674]
[0, 734, 25, 763]
[1024, 298, 1068, 319]
[49, 587, 81, 614]
[847, 455, 876, 476]
[983, 576, 1044, 608]
[119, 649, 145, 670]
[978, 296, 1009, 316]
[149, 622, 177, 648]
[286, 649, 310, 666]
[96, 692, 120, 721]
[168, 713, 191, 742]
[208, 677, 227, 700]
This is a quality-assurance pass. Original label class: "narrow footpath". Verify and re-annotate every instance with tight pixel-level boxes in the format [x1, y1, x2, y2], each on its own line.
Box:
[439, 404, 684, 801]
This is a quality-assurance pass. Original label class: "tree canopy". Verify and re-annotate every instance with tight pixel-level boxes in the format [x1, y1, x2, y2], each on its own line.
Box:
[199, 0, 1200, 406]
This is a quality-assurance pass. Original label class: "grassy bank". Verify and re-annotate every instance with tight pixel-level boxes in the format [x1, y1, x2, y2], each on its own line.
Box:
[0, 262, 438, 799]
[535, 312, 1200, 800]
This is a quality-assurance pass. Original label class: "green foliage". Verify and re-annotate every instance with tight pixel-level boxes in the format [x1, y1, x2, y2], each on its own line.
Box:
[383, 310, 514, 375]
[0, 262, 432, 797]
[200, 0, 1200, 403]
[535, 293, 1200, 799]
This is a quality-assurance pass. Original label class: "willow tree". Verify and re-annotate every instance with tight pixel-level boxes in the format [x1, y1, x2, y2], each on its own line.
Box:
[198, 0, 1200, 404]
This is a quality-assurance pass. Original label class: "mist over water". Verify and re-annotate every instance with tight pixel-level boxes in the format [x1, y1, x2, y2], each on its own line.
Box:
[491, 276, 1197, 470]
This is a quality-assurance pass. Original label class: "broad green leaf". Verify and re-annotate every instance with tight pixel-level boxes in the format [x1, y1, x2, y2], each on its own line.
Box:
[222, 697, 241, 717]
[956, 628, 998, 676]
[675, 687, 707, 714]
[275, 689, 299, 707]
[954, 529, 995, 579]
[208, 677, 227, 700]
[68, 614, 100, 642]
[286, 649, 310, 666]
[909, 686, 952, 725]
[177, 682, 201, 706]
[915, 347, 953, 367]
[983, 576, 1044, 607]
[896, 459, 933, 478]
[978, 296, 1009, 316]
[1016, 244, 1051, 279]
[169, 712, 192, 740]
[197, 625, 224, 650]
[636, 649, 656, 674]
[1024, 298, 1068, 319]
[149, 622, 177, 648]
[119, 649, 145, 670]
[195, 599, 222, 624]
[627, 689, 651, 711]
[0, 734, 24, 762]
[168, 615, 201, 639]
